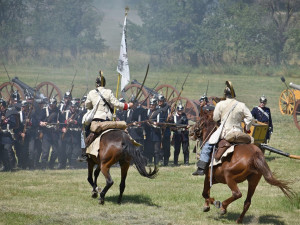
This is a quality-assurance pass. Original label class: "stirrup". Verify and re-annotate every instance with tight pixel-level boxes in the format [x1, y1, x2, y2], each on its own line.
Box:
[77, 154, 88, 162]
[192, 168, 205, 176]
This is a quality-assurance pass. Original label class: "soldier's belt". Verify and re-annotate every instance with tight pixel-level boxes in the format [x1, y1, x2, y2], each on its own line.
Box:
[68, 128, 81, 131]
[45, 125, 57, 129]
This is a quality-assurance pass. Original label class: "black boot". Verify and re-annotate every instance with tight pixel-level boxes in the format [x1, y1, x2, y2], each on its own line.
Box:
[192, 160, 209, 176]
[77, 149, 88, 162]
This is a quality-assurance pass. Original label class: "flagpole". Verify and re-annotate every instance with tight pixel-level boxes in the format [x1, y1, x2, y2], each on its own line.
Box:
[113, 7, 129, 121]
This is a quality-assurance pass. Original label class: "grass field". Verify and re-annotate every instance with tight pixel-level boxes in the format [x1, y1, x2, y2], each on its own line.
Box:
[0, 63, 300, 224]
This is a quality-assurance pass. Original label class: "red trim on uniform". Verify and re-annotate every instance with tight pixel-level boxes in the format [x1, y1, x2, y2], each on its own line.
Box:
[123, 103, 128, 110]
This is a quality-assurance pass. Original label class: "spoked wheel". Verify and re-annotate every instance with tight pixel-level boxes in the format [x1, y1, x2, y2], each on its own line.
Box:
[169, 96, 199, 122]
[293, 100, 300, 131]
[155, 84, 180, 102]
[122, 83, 149, 108]
[279, 89, 295, 115]
[36, 81, 63, 102]
[0, 82, 25, 103]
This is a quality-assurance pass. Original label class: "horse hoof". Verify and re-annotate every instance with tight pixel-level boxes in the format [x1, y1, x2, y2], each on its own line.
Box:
[236, 219, 243, 224]
[99, 197, 105, 205]
[219, 208, 227, 216]
[213, 200, 221, 209]
[203, 206, 210, 212]
[91, 191, 98, 198]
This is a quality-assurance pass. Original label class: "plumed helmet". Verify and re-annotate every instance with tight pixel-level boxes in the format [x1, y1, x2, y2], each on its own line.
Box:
[119, 97, 125, 103]
[260, 95, 267, 104]
[224, 81, 236, 98]
[157, 94, 165, 101]
[95, 70, 106, 87]
[11, 90, 21, 102]
[199, 95, 208, 103]
[49, 96, 57, 105]
[177, 104, 184, 111]
[0, 98, 7, 108]
[64, 90, 72, 99]
[150, 97, 157, 105]
[21, 100, 29, 107]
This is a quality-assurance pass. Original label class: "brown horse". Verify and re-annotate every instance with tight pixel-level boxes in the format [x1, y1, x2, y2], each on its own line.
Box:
[87, 129, 158, 204]
[190, 110, 294, 224]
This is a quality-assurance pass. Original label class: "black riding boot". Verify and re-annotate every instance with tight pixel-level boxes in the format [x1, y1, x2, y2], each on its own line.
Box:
[192, 160, 209, 176]
[77, 148, 88, 162]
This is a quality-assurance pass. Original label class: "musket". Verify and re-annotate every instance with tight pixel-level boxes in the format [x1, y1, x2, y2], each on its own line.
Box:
[205, 80, 209, 96]
[134, 64, 149, 102]
[70, 70, 77, 95]
[22, 74, 39, 144]
[61, 111, 77, 140]
[167, 72, 190, 121]
[2, 62, 14, 103]
[139, 81, 159, 105]
[260, 144, 300, 160]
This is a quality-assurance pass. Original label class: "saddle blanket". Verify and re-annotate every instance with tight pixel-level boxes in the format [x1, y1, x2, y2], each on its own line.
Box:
[86, 129, 142, 157]
[210, 145, 235, 166]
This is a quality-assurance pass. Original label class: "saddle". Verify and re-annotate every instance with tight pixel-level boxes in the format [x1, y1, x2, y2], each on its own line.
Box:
[85, 121, 127, 148]
[215, 139, 232, 161]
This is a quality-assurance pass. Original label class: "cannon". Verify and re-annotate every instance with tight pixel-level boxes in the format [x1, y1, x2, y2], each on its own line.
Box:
[0, 77, 63, 103]
[279, 77, 300, 131]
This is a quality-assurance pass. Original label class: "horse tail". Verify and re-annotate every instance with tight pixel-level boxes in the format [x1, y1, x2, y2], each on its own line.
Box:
[123, 134, 158, 179]
[253, 150, 294, 199]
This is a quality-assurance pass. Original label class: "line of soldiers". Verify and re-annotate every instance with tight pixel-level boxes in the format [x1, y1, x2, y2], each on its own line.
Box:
[117, 94, 190, 167]
[0, 90, 87, 171]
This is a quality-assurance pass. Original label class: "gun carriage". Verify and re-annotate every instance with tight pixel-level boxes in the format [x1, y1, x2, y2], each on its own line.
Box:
[0, 77, 63, 103]
[123, 80, 199, 121]
[279, 77, 300, 131]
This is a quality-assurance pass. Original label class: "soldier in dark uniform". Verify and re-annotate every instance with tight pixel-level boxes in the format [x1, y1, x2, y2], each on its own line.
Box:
[34, 98, 46, 169]
[171, 105, 190, 166]
[60, 98, 83, 169]
[157, 94, 171, 166]
[39, 97, 60, 169]
[0, 99, 17, 171]
[59, 90, 72, 113]
[144, 97, 161, 165]
[251, 95, 273, 143]
[126, 96, 147, 154]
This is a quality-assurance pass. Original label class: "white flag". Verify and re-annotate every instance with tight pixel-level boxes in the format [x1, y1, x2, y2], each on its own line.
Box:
[117, 16, 130, 91]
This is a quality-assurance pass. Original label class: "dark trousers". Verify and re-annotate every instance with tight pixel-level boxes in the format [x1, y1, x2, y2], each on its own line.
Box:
[0, 144, 15, 171]
[41, 131, 59, 169]
[162, 135, 171, 166]
[65, 131, 82, 168]
[15, 139, 29, 169]
[174, 139, 189, 165]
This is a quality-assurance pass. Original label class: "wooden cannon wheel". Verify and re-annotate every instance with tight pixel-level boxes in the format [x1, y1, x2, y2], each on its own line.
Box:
[155, 84, 180, 102]
[169, 96, 199, 122]
[0, 82, 25, 103]
[36, 81, 63, 102]
[122, 83, 149, 108]
[279, 89, 295, 115]
[293, 100, 300, 131]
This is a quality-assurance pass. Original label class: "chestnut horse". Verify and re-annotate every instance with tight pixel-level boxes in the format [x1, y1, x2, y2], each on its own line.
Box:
[87, 129, 158, 204]
[190, 110, 294, 223]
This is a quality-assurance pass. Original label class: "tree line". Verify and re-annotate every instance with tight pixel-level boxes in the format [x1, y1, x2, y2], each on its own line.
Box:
[0, 0, 299, 67]
[128, 0, 300, 66]
[0, 0, 105, 61]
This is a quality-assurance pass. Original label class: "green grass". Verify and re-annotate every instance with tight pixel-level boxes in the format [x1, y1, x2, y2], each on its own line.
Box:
[0, 63, 300, 224]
